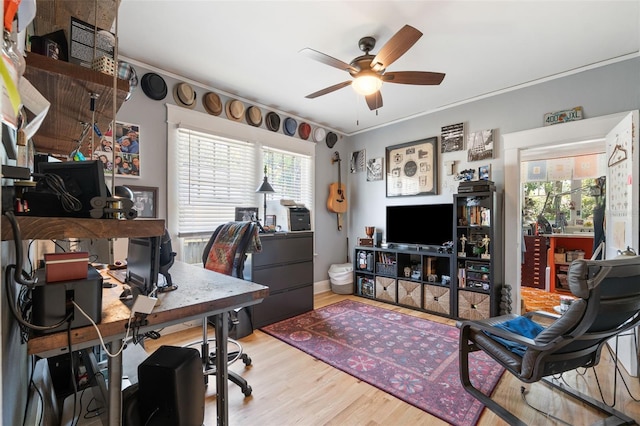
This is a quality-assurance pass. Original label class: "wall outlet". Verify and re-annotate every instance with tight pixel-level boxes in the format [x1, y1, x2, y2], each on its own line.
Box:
[132, 295, 158, 314]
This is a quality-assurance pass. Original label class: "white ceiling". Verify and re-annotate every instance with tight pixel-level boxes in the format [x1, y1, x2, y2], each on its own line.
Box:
[117, 1, 640, 136]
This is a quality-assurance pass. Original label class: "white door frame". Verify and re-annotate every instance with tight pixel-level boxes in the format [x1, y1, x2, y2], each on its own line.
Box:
[503, 111, 633, 314]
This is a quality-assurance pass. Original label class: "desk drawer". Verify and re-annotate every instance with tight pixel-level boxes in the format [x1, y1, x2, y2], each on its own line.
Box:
[252, 285, 313, 328]
[252, 262, 312, 293]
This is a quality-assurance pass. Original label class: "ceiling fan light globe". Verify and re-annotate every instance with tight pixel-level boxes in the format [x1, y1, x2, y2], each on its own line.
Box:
[352, 75, 382, 96]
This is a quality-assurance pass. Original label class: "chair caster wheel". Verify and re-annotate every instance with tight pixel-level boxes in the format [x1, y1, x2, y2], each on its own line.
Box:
[242, 354, 252, 366]
[243, 385, 252, 397]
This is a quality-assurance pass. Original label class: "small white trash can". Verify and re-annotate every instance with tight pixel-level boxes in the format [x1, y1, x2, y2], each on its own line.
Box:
[328, 263, 354, 294]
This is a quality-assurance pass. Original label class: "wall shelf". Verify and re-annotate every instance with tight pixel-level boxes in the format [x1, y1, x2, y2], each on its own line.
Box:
[23, 53, 129, 156]
[1, 216, 164, 241]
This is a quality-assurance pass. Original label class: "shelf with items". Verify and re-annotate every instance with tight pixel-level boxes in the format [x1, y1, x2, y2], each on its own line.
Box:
[454, 190, 503, 320]
[353, 246, 455, 318]
[355, 248, 376, 274]
[355, 274, 375, 299]
[546, 234, 593, 293]
[24, 52, 129, 156]
[375, 251, 397, 276]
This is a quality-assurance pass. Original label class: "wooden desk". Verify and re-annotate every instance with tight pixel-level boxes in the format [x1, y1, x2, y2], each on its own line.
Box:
[27, 261, 269, 426]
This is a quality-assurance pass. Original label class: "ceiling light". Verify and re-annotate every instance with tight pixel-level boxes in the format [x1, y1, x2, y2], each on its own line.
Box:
[352, 74, 382, 96]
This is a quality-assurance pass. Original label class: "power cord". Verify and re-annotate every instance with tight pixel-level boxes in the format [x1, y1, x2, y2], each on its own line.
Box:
[520, 385, 572, 425]
[38, 173, 82, 213]
[72, 300, 134, 358]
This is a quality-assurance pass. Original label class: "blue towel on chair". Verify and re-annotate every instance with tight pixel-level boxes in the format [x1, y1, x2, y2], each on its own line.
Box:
[486, 316, 544, 356]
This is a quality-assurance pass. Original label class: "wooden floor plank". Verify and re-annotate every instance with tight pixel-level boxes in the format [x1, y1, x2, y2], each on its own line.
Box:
[145, 292, 640, 425]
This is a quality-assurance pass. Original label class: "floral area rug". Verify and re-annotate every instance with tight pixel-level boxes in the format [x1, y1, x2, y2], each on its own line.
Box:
[261, 299, 504, 426]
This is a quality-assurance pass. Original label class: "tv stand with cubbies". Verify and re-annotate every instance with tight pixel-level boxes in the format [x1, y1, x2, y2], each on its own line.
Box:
[354, 246, 455, 317]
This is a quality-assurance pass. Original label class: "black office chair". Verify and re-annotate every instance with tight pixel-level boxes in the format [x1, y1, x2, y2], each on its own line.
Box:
[188, 221, 261, 397]
[459, 256, 640, 425]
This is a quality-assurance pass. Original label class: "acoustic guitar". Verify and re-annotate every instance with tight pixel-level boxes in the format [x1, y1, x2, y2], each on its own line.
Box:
[327, 151, 347, 230]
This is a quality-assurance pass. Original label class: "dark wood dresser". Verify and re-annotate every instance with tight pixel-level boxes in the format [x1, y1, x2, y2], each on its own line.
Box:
[521, 235, 548, 289]
[246, 231, 314, 328]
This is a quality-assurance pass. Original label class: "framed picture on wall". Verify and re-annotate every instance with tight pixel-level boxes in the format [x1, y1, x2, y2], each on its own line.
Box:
[96, 121, 141, 178]
[386, 137, 438, 197]
[127, 185, 157, 218]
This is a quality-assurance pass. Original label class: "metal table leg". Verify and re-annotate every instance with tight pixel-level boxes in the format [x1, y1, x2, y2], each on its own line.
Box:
[107, 339, 123, 426]
[213, 312, 229, 426]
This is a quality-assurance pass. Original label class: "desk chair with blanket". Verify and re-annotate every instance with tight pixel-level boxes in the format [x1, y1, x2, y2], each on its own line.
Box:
[188, 221, 261, 397]
[459, 256, 640, 425]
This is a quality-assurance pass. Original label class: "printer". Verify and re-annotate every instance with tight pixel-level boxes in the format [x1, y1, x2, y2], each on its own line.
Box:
[267, 199, 311, 232]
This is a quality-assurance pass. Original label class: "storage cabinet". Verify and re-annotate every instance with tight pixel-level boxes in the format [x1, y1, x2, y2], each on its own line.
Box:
[546, 234, 593, 293]
[454, 190, 503, 319]
[354, 246, 455, 317]
[246, 232, 314, 328]
[522, 235, 548, 289]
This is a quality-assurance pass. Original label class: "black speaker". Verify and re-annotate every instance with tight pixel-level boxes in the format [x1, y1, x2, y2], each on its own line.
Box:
[138, 346, 204, 426]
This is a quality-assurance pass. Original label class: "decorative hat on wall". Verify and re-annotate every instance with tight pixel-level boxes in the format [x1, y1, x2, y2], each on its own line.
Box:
[298, 122, 311, 140]
[266, 112, 281, 132]
[173, 82, 196, 109]
[283, 117, 297, 136]
[140, 72, 167, 101]
[203, 92, 223, 116]
[117, 61, 138, 101]
[326, 131, 338, 148]
[313, 127, 326, 143]
[245, 106, 263, 127]
[225, 99, 245, 122]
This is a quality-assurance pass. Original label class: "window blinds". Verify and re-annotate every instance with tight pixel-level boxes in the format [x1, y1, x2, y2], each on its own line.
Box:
[176, 128, 256, 236]
[176, 128, 313, 238]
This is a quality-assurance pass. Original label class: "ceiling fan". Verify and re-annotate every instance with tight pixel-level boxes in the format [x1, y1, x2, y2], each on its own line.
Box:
[300, 24, 445, 111]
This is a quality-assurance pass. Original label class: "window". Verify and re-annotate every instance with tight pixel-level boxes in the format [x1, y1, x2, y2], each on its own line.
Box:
[167, 105, 315, 263]
[263, 147, 313, 209]
[175, 128, 257, 236]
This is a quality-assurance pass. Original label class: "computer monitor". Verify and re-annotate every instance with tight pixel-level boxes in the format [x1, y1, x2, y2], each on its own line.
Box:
[36, 160, 107, 218]
[126, 236, 160, 297]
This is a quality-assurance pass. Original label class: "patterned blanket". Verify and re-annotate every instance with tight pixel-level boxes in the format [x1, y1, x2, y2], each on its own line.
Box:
[205, 222, 261, 275]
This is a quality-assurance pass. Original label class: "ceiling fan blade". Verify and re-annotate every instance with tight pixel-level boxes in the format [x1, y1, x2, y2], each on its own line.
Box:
[305, 81, 352, 99]
[365, 91, 383, 110]
[299, 48, 359, 73]
[382, 71, 445, 85]
[371, 25, 422, 71]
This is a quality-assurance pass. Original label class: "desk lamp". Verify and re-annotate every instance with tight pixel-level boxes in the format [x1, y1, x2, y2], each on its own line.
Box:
[256, 165, 275, 225]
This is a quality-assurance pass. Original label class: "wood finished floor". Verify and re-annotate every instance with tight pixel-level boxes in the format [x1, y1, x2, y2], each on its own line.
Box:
[146, 292, 640, 425]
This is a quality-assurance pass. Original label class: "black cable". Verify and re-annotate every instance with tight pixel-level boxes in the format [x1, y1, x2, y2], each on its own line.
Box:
[520, 385, 572, 425]
[67, 325, 79, 426]
[26, 239, 35, 276]
[144, 407, 160, 426]
[22, 356, 37, 426]
[51, 239, 69, 253]
[4, 211, 35, 286]
[39, 173, 82, 212]
[4, 265, 73, 332]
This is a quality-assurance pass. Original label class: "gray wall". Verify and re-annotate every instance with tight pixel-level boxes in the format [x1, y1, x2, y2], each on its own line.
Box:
[345, 58, 640, 259]
[117, 59, 352, 282]
[115, 57, 638, 284]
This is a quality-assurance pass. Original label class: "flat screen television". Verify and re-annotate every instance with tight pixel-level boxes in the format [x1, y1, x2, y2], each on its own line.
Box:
[386, 204, 454, 248]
